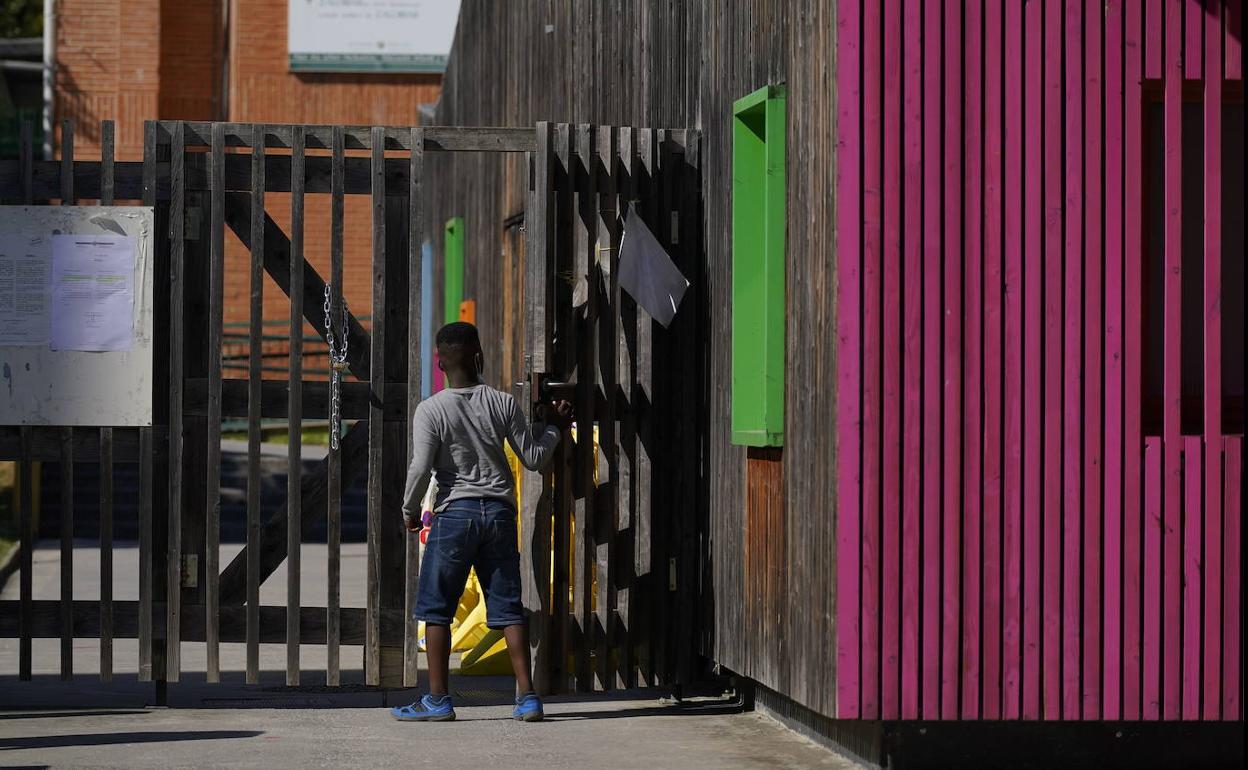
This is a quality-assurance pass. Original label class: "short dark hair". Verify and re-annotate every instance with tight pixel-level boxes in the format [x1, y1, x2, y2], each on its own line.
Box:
[436, 321, 480, 350]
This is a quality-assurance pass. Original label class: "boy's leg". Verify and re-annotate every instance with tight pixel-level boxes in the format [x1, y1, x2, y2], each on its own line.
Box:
[502, 623, 533, 694]
[425, 623, 452, 695]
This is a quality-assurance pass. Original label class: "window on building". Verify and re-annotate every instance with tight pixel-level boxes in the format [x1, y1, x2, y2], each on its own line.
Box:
[1142, 97, 1245, 436]
[731, 84, 787, 447]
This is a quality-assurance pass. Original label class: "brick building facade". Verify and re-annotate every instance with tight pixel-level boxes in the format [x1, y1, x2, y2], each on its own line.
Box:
[53, 0, 443, 344]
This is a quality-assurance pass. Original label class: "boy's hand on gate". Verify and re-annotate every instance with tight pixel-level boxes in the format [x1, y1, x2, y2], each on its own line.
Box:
[404, 513, 422, 533]
[548, 399, 574, 431]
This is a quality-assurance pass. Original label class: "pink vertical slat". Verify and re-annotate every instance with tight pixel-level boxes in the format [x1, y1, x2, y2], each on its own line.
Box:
[1223, 437, 1242, 719]
[834, 0, 862, 720]
[1146, 0, 1164, 78]
[1082, 0, 1104, 721]
[941, 0, 964, 720]
[881, 0, 904, 721]
[960, 0, 984, 721]
[1185, 0, 1204, 79]
[982, 0, 1005, 722]
[1042, 0, 1064, 721]
[861, 0, 883, 721]
[1143, 436, 1163, 720]
[1020, 0, 1043, 722]
[1062, 0, 1084, 721]
[1228, 0, 1243, 78]
[900, 0, 923, 721]
[1162, 0, 1183, 721]
[1122, 0, 1146, 722]
[1201, 0, 1224, 721]
[920, 0, 943, 721]
[1182, 437, 1202, 719]
[1102, 0, 1125, 723]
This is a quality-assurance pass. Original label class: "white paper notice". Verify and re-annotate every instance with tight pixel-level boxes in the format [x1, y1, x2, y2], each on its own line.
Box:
[0, 234, 51, 346]
[50, 234, 136, 352]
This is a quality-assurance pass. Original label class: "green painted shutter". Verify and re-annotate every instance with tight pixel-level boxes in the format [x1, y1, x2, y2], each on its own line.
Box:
[444, 217, 464, 325]
[731, 84, 786, 447]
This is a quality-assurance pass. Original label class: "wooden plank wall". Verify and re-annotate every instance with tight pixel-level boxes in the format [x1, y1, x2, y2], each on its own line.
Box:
[836, 0, 1245, 722]
[425, 0, 838, 715]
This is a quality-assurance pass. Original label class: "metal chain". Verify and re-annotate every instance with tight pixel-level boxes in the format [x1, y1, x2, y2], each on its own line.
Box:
[323, 283, 349, 451]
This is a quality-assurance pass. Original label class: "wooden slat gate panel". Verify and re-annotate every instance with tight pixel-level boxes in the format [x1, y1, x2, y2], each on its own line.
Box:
[522, 122, 701, 695]
[0, 119, 536, 690]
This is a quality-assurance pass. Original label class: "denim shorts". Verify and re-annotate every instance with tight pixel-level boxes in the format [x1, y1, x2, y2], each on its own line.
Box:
[413, 498, 526, 629]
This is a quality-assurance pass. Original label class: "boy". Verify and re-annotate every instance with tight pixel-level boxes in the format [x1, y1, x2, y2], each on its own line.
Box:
[390, 322, 570, 723]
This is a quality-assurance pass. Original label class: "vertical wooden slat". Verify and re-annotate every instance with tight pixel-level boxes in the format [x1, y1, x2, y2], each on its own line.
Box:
[1042, 0, 1064, 720]
[960, 0, 984, 720]
[245, 125, 265, 685]
[899, 0, 922, 721]
[836, 0, 863, 720]
[919, 0, 942, 721]
[58, 120, 75, 682]
[286, 125, 306, 687]
[98, 119, 115, 684]
[1228, 0, 1243, 79]
[1020, 0, 1042, 722]
[138, 424, 154, 682]
[365, 125, 386, 687]
[1122, 0, 1145, 722]
[881, 0, 903, 721]
[573, 123, 596, 692]
[1200, 0, 1224, 722]
[1184, 0, 1203, 79]
[1181, 436, 1202, 719]
[99, 425, 114, 683]
[613, 126, 634, 690]
[205, 121, 225, 683]
[984, 0, 1006, 722]
[523, 122, 555, 693]
[1143, 436, 1163, 719]
[634, 127, 656, 688]
[404, 126, 425, 689]
[1146, 0, 1164, 79]
[593, 124, 618, 692]
[548, 122, 573, 692]
[17, 120, 32, 682]
[136, 132, 156, 690]
[166, 121, 185, 683]
[18, 427, 33, 680]
[861, 0, 883, 720]
[1161, 0, 1183, 720]
[1222, 437, 1242, 719]
[941, 0, 963, 721]
[1102, 0, 1126, 723]
[1061, 0, 1085, 721]
[1082, 0, 1104, 721]
[326, 124, 345, 687]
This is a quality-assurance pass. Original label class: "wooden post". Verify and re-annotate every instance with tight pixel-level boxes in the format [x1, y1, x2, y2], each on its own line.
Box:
[327, 125, 345, 686]
[287, 125, 305, 687]
[99, 119, 116, 684]
[245, 125, 266, 685]
[365, 125, 386, 686]
[205, 121, 226, 683]
[403, 127, 425, 689]
[59, 120, 75, 682]
[166, 120, 185, 682]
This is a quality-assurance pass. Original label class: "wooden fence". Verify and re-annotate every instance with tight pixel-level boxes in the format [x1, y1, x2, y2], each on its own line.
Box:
[835, 0, 1244, 722]
[0, 119, 534, 690]
[521, 122, 702, 694]
[1, 117, 702, 697]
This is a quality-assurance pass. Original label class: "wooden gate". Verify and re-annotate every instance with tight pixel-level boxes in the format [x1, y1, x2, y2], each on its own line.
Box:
[0, 119, 534, 692]
[519, 122, 703, 694]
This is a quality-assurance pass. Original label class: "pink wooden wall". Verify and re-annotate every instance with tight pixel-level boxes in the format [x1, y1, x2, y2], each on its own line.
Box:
[836, 0, 1244, 721]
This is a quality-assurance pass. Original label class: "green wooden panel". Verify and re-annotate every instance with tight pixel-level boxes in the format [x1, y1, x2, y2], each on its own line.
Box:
[444, 216, 464, 325]
[731, 85, 786, 446]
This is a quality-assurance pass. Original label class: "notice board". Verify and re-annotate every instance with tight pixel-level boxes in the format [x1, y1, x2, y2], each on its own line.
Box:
[0, 206, 154, 427]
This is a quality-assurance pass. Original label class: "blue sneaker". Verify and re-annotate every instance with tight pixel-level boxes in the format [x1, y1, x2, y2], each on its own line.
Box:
[391, 693, 456, 722]
[513, 692, 544, 722]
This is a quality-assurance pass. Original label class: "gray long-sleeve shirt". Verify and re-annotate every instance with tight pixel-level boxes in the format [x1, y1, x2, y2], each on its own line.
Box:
[401, 383, 561, 521]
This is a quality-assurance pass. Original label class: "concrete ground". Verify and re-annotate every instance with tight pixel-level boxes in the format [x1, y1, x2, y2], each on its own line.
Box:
[1, 543, 854, 769]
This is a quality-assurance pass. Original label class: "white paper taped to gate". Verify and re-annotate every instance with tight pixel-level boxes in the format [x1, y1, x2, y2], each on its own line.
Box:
[0, 206, 154, 427]
[50, 234, 137, 352]
[0, 233, 52, 346]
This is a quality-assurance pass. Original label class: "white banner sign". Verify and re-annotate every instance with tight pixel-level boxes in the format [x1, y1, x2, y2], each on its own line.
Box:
[288, 0, 461, 73]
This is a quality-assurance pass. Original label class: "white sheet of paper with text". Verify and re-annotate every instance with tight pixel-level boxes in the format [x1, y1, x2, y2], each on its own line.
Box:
[0, 234, 51, 346]
[50, 234, 136, 352]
